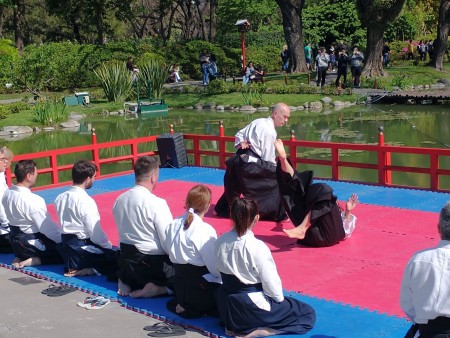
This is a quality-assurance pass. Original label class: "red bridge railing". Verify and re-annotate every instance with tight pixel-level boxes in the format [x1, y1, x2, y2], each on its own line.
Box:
[6, 123, 450, 193]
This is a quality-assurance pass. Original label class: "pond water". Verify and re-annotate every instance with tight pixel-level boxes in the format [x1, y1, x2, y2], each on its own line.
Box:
[2, 104, 449, 189]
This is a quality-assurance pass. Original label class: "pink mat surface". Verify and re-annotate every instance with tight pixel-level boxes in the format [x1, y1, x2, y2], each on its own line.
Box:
[47, 180, 441, 318]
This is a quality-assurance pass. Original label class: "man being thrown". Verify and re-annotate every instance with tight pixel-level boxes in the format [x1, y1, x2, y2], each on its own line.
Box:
[214, 103, 291, 221]
[113, 156, 174, 298]
[275, 140, 358, 247]
[55, 160, 118, 277]
[2, 160, 62, 268]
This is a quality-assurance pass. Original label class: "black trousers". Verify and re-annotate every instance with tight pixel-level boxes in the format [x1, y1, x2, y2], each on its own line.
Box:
[0, 233, 13, 253]
[9, 226, 62, 265]
[59, 233, 118, 275]
[418, 317, 450, 338]
[167, 263, 219, 318]
[118, 243, 174, 291]
[335, 67, 348, 88]
[316, 66, 328, 87]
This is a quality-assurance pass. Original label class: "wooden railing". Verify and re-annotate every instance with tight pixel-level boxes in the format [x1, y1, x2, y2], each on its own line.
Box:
[6, 123, 450, 193]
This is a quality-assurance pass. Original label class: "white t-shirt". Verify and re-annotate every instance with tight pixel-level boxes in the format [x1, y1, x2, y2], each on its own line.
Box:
[0, 172, 9, 234]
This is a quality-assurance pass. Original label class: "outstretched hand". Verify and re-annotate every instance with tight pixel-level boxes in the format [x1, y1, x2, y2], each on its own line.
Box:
[346, 193, 358, 213]
[240, 140, 250, 149]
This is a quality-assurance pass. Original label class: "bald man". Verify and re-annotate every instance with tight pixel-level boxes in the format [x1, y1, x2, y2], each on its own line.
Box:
[214, 103, 291, 221]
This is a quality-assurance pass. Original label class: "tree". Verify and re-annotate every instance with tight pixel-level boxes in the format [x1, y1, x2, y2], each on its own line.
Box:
[355, 0, 407, 77]
[13, 0, 25, 52]
[274, 0, 307, 73]
[430, 0, 450, 70]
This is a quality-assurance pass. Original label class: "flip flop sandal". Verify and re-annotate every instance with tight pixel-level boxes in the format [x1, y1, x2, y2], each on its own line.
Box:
[147, 326, 186, 337]
[41, 284, 58, 295]
[85, 297, 110, 310]
[77, 296, 105, 308]
[144, 323, 183, 332]
[46, 285, 76, 297]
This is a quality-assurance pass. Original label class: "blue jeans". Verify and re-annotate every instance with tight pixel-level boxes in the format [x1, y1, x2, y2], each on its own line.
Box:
[201, 63, 209, 85]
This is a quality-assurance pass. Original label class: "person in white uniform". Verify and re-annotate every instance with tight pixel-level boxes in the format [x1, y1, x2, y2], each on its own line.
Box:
[0, 147, 12, 253]
[2, 160, 62, 268]
[55, 160, 118, 277]
[400, 201, 450, 338]
[165, 184, 220, 318]
[214, 103, 291, 221]
[113, 156, 174, 298]
[215, 198, 316, 338]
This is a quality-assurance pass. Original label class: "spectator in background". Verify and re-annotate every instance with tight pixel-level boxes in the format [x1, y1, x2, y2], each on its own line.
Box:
[304, 42, 313, 71]
[350, 47, 364, 88]
[199, 50, 210, 86]
[335, 48, 349, 88]
[208, 53, 218, 81]
[126, 56, 139, 82]
[382, 41, 391, 67]
[406, 40, 415, 60]
[427, 40, 434, 60]
[280, 45, 290, 72]
[418, 40, 428, 61]
[315, 47, 330, 87]
[168, 64, 182, 83]
[312, 43, 319, 70]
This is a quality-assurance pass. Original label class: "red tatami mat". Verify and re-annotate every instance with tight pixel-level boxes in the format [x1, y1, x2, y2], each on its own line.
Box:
[47, 180, 441, 318]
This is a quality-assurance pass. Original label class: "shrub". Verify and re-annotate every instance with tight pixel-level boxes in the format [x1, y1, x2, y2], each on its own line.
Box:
[241, 83, 264, 106]
[0, 39, 20, 90]
[391, 74, 412, 89]
[94, 61, 133, 102]
[139, 60, 168, 99]
[7, 101, 30, 114]
[0, 106, 9, 120]
[32, 99, 68, 125]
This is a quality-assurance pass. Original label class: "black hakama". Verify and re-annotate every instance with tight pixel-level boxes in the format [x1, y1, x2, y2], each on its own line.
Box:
[214, 149, 285, 221]
[118, 243, 174, 291]
[9, 225, 62, 265]
[217, 274, 316, 335]
[59, 233, 118, 275]
[276, 160, 346, 247]
[167, 263, 219, 318]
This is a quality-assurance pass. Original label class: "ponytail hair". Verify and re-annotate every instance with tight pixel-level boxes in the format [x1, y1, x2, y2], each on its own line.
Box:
[230, 198, 258, 237]
[184, 185, 212, 229]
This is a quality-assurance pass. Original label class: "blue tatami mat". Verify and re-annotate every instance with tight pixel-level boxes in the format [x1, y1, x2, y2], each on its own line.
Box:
[35, 166, 449, 213]
[0, 254, 410, 338]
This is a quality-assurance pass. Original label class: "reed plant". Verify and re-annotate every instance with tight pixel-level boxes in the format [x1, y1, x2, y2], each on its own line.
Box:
[139, 60, 167, 99]
[32, 99, 68, 125]
[94, 62, 133, 102]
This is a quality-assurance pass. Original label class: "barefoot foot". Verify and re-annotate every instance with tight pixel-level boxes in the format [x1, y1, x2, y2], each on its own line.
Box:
[117, 279, 131, 296]
[129, 282, 167, 298]
[283, 226, 307, 240]
[175, 303, 186, 314]
[18, 257, 41, 268]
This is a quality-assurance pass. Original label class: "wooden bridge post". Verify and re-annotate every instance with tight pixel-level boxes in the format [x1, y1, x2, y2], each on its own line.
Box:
[378, 126, 391, 185]
[91, 128, 101, 176]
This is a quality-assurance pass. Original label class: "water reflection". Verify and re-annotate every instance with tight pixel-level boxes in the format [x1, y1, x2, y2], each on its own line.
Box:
[2, 104, 449, 189]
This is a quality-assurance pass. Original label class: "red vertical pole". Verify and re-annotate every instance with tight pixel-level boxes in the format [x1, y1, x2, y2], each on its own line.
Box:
[50, 154, 58, 184]
[378, 127, 391, 185]
[170, 124, 174, 134]
[91, 128, 101, 176]
[241, 30, 246, 70]
[219, 121, 226, 169]
[430, 153, 438, 190]
[331, 147, 340, 180]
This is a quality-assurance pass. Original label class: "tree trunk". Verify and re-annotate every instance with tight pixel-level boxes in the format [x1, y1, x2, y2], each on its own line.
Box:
[209, 0, 217, 42]
[0, 5, 5, 38]
[195, 0, 207, 41]
[362, 25, 386, 77]
[13, 0, 25, 53]
[430, 0, 450, 71]
[275, 0, 307, 73]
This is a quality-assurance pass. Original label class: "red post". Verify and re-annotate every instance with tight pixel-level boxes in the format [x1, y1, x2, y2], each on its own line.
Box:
[50, 154, 58, 184]
[331, 147, 340, 180]
[91, 128, 101, 176]
[241, 31, 246, 70]
[170, 124, 174, 134]
[290, 129, 295, 141]
[378, 127, 391, 185]
[219, 120, 224, 137]
[430, 153, 438, 190]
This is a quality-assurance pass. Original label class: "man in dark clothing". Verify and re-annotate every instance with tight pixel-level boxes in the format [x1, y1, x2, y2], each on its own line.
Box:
[335, 49, 349, 88]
